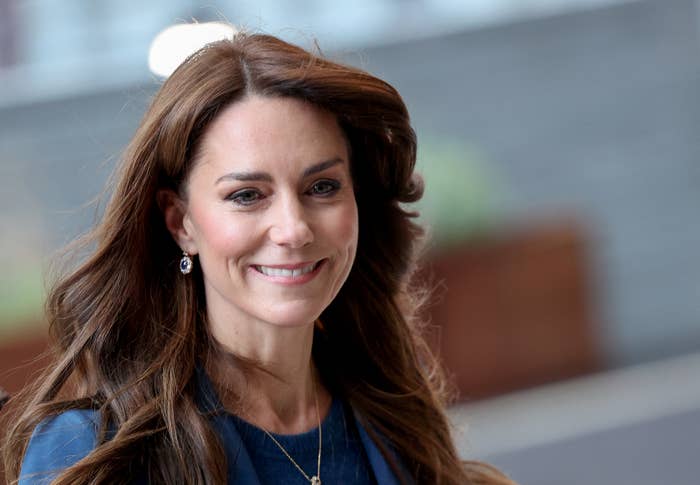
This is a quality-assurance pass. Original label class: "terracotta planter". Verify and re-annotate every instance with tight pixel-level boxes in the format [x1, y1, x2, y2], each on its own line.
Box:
[0, 327, 49, 484]
[0, 328, 49, 397]
[418, 220, 602, 400]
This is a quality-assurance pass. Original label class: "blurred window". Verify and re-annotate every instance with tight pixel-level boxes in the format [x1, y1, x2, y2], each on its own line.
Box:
[1, 0, 636, 101]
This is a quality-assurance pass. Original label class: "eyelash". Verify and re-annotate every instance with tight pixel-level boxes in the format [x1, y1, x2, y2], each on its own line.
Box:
[226, 179, 341, 206]
[309, 179, 341, 196]
[227, 189, 262, 206]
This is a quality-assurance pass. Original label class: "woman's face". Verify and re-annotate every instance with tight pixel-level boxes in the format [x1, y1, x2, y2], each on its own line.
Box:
[179, 95, 358, 332]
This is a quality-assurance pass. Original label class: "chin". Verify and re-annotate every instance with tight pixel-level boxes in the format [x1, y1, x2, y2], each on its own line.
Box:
[260, 303, 324, 328]
[264, 316, 319, 328]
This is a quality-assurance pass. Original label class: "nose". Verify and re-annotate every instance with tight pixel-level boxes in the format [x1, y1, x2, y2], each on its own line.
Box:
[268, 195, 314, 248]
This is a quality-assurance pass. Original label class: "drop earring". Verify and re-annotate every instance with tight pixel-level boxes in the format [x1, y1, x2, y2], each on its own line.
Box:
[179, 251, 193, 275]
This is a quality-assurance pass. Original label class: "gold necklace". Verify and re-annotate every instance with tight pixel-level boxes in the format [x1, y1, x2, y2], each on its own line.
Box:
[260, 377, 322, 485]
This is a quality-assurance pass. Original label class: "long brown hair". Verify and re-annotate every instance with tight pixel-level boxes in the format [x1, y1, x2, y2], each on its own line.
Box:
[2, 32, 514, 484]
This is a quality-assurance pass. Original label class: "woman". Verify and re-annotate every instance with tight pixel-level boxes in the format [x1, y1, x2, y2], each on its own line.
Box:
[2, 33, 514, 484]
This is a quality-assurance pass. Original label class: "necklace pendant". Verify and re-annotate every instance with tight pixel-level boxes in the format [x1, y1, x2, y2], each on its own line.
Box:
[311, 477, 321, 485]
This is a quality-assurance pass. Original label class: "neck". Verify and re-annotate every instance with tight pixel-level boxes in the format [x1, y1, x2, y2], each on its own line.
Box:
[206, 310, 329, 433]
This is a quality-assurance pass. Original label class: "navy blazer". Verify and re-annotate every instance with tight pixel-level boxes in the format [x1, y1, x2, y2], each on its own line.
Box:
[20, 372, 405, 484]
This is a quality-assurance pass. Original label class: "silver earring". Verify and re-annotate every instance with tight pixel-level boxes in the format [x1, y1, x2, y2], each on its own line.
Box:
[179, 251, 193, 275]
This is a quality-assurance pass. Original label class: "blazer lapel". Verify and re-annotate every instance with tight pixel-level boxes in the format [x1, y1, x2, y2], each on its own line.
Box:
[195, 367, 261, 485]
[352, 410, 409, 485]
[210, 412, 262, 485]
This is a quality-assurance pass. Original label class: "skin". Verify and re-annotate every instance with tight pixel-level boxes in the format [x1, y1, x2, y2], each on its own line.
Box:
[161, 95, 358, 433]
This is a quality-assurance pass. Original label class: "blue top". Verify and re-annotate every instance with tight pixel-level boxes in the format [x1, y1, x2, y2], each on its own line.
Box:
[233, 398, 376, 485]
[19, 371, 407, 484]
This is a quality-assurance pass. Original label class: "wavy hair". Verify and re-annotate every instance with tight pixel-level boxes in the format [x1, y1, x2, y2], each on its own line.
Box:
[2, 33, 514, 484]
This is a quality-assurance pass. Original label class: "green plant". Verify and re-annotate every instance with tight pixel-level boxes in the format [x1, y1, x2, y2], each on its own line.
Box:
[413, 136, 503, 248]
[0, 261, 45, 337]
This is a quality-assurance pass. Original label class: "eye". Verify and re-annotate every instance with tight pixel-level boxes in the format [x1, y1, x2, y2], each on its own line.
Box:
[308, 179, 340, 197]
[227, 188, 263, 206]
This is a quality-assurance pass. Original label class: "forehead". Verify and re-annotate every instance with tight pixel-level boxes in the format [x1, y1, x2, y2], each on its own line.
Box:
[194, 95, 349, 174]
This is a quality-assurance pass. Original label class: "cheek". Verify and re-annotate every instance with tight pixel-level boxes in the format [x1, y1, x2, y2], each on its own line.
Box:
[189, 205, 251, 259]
[332, 202, 359, 254]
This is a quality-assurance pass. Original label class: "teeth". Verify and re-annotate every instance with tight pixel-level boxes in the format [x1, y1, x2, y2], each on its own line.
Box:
[257, 262, 317, 277]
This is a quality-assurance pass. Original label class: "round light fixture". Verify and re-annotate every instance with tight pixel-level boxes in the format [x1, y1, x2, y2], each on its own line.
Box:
[148, 22, 237, 77]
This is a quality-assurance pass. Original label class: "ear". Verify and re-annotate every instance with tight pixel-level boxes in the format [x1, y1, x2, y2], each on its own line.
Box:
[157, 189, 198, 255]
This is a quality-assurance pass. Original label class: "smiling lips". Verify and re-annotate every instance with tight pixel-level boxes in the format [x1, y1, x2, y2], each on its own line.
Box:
[252, 260, 324, 283]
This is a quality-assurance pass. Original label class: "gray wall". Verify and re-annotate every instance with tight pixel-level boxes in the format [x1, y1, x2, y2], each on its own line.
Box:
[358, 0, 700, 364]
[2, 0, 699, 365]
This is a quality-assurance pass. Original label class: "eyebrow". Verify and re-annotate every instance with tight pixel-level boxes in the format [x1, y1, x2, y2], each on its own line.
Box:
[214, 157, 345, 185]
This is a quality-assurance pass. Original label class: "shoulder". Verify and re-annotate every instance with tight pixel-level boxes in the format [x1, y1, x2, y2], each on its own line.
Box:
[19, 409, 100, 484]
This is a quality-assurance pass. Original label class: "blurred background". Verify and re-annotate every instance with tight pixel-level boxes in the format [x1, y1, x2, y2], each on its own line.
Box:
[1, 0, 699, 483]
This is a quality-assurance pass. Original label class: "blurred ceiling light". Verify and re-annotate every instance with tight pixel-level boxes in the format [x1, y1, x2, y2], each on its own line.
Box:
[149, 22, 236, 77]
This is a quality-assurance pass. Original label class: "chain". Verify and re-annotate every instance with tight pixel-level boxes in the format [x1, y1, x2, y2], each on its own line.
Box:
[260, 376, 322, 484]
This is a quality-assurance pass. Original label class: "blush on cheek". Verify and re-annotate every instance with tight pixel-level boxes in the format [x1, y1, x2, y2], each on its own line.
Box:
[335, 208, 359, 263]
[339, 205, 359, 244]
[190, 203, 257, 262]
